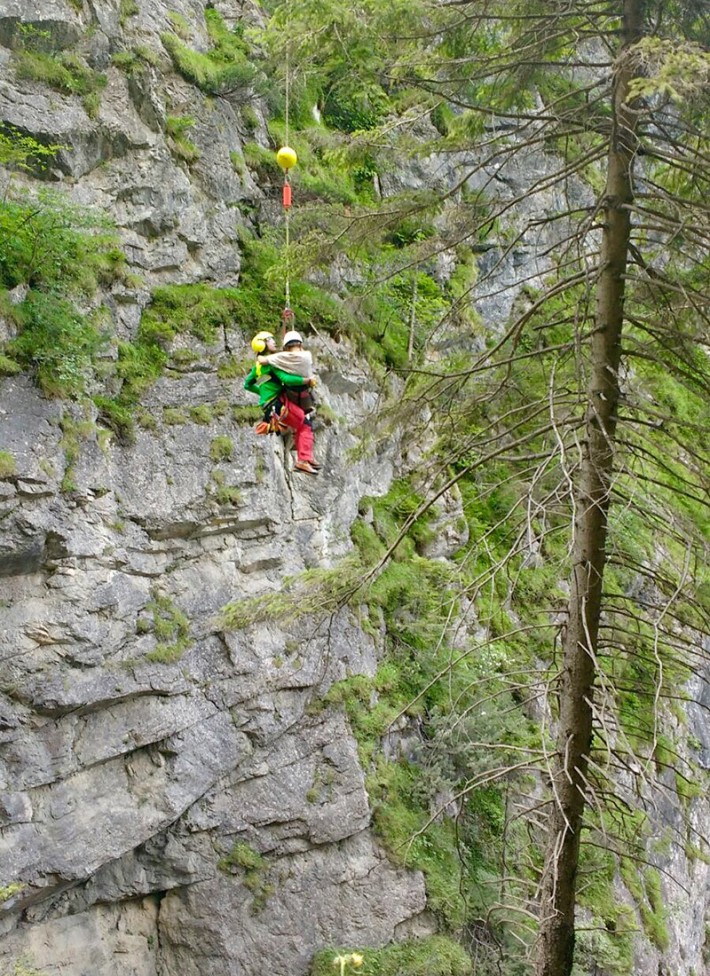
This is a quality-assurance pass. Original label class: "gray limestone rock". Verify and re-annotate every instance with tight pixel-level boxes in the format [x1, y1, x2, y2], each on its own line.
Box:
[1, 900, 160, 976]
[157, 834, 429, 976]
[0, 321, 425, 976]
[0, 0, 83, 51]
[1, 4, 707, 976]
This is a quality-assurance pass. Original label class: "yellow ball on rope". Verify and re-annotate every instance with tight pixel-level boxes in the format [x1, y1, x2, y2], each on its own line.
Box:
[276, 146, 298, 171]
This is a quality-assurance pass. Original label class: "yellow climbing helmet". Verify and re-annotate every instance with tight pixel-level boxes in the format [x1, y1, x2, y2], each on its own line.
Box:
[251, 331, 274, 354]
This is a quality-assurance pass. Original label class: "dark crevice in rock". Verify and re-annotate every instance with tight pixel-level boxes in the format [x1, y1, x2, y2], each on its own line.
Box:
[25, 685, 188, 719]
[7, 878, 80, 922]
[127, 73, 164, 133]
[0, 18, 81, 52]
[0, 541, 44, 577]
[141, 517, 271, 541]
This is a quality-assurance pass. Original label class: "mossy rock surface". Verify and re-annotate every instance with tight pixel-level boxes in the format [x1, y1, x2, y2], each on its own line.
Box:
[311, 937, 472, 976]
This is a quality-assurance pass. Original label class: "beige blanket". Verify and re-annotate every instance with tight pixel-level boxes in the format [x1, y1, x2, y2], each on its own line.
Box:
[265, 350, 313, 378]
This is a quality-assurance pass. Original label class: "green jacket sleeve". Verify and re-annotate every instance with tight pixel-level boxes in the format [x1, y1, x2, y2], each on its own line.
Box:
[270, 365, 309, 388]
[243, 367, 258, 393]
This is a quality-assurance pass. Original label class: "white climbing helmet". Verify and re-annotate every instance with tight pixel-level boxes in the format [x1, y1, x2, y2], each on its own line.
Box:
[282, 330, 303, 348]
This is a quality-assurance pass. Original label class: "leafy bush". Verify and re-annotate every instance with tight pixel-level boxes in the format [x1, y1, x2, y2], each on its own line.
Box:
[258, 120, 375, 206]
[110, 51, 137, 72]
[214, 485, 242, 506]
[0, 351, 22, 376]
[217, 841, 273, 910]
[134, 45, 160, 67]
[322, 78, 388, 133]
[167, 11, 191, 39]
[139, 283, 240, 346]
[93, 395, 135, 441]
[218, 841, 265, 873]
[0, 124, 63, 173]
[242, 141, 281, 181]
[0, 189, 118, 293]
[114, 339, 167, 401]
[235, 235, 352, 337]
[112, 45, 160, 75]
[163, 407, 187, 425]
[0, 186, 123, 398]
[189, 404, 212, 425]
[7, 292, 106, 398]
[357, 270, 448, 370]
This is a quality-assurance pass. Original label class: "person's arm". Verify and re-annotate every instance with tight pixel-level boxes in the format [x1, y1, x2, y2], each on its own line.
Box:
[270, 364, 314, 388]
[262, 351, 313, 378]
[243, 366, 258, 393]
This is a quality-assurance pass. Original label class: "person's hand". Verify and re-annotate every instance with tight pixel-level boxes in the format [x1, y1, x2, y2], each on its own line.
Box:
[307, 377, 317, 387]
[257, 355, 268, 364]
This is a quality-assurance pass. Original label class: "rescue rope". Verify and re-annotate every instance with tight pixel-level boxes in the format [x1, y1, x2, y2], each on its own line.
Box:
[276, 11, 296, 326]
[284, 39, 291, 314]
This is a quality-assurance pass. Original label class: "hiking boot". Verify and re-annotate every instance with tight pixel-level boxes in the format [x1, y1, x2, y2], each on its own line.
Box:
[294, 460, 319, 475]
[307, 459, 322, 469]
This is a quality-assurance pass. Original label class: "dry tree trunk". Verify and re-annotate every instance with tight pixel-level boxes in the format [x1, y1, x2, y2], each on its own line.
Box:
[535, 2, 644, 974]
[408, 273, 418, 365]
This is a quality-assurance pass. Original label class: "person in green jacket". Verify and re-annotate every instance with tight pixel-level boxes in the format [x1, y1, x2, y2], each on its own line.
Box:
[244, 331, 320, 475]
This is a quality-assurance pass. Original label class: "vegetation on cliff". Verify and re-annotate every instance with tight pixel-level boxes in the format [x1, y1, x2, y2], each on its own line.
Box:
[0, 2, 708, 975]
[253, 1, 709, 972]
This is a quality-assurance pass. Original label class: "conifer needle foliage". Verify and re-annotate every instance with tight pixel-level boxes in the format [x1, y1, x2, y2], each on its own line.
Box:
[254, 2, 709, 973]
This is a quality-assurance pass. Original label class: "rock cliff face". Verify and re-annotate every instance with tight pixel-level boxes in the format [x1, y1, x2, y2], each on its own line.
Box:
[0, 1, 433, 972]
[0, 367, 431, 976]
[2, 3, 709, 976]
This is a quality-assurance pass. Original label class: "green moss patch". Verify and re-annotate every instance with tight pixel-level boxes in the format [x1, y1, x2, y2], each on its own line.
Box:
[210, 435, 234, 461]
[165, 115, 200, 163]
[0, 450, 16, 479]
[311, 937, 472, 976]
[140, 592, 192, 664]
[217, 842, 273, 912]
[161, 8, 259, 95]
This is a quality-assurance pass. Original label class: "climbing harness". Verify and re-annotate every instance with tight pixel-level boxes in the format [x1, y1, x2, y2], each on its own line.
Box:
[254, 399, 290, 436]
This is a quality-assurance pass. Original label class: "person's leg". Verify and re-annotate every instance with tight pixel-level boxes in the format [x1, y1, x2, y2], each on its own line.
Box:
[297, 422, 315, 463]
[279, 399, 314, 462]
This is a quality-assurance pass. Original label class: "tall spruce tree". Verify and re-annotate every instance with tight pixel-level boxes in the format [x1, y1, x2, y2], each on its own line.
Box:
[536, 5, 644, 971]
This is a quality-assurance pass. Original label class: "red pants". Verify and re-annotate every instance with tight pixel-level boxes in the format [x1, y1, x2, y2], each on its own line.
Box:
[278, 397, 314, 463]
